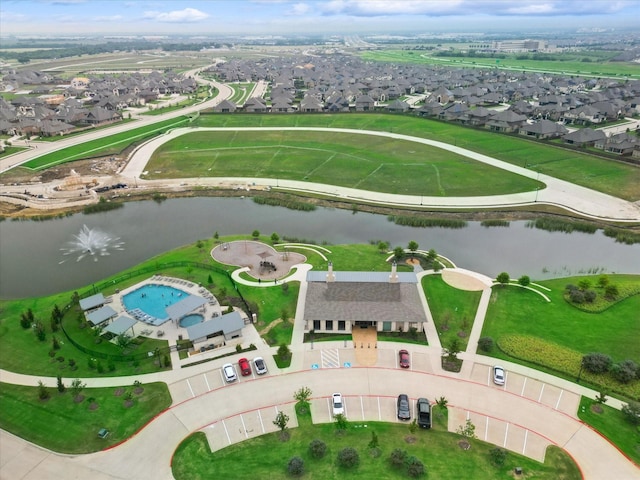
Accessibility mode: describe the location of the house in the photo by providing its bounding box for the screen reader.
[562,128,606,147]
[186,310,245,348]
[519,120,568,139]
[595,132,640,156]
[213,99,237,113]
[485,110,527,133]
[386,99,410,113]
[299,95,324,113]
[303,263,427,334]
[354,94,376,112]
[243,97,267,113]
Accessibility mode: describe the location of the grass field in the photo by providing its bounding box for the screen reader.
[422,274,483,350]
[191,114,640,201]
[0,381,171,453]
[360,50,640,79]
[171,408,580,480]
[146,129,541,196]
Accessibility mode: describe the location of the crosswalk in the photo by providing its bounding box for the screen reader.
[320,348,340,368]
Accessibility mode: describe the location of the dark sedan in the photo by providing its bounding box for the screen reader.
[397,394,411,421]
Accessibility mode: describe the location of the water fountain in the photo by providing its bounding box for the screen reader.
[60,224,125,263]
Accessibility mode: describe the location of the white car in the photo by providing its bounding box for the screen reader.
[222,363,237,383]
[493,365,505,385]
[253,356,268,375]
[332,392,344,416]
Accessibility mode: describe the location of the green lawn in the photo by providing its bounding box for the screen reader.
[145,130,541,197]
[577,396,640,466]
[0,381,171,453]
[172,407,580,480]
[191,114,640,201]
[422,274,483,350]
[479,275,640,398]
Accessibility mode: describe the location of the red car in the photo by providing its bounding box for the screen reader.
[238,357,252,376]
[399,349,410,368]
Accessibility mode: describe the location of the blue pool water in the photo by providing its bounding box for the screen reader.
[122,284,188,320]
[180,314,204,328]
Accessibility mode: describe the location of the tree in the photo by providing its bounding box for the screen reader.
[426,248,438,263]
[604,284,619,300]
[578,279,592,291]
[309,439,327,459]
[38,380,50,400]
[595,391,608,405]
[336,447,359,469]
[489,447,507,466]
[496,272,510,286]
[195,239,204,250]
[34,321,46,342]
[20,308,34,329]
[273,410,290,434]
[377,241,389,254]
[293,386,312,405]
[116,333,132,350]
[389,448,408,468]
[456,419,476,439]
[213,231,219,242]
[393,246,404,260]
[70,378,86,400]
[368,431,379,449]
[518,275,530,287]
[597,275,609,288]
[444,338,461,361]
[584,289,597,303]
[270,232,280,244]
[287,456,304,476]
[51,336,61,351]
[478,337,494,353]
[277,344,291,362]
[252,229,260,239]
[407,240,419,257]
[56,375,65,393]
[207,274,213,285]
[582,353,612,374]
[334,412,349,431]
[435,396,448,408]
[621,401,640,425]
[51,304,63,328]
[612,360,638,384]
[406,456,426,478]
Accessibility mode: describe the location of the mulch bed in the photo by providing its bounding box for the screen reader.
[73,394,85,404]
[134,387,144,395]
[458,440,471,450]
[590,404,604,414]
[114,388,125,397]
[404,435,417,444]
[123,399,134,408]
[88,402,99,411]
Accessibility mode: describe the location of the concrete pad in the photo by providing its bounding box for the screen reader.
[504,371,526,396]
[168,379,197,405]
[202,421,232,452]
[184,373,210,398]
[410,350,434,373]
[555,389,580,416]
[537,383,564,410]
[521,377,545,402]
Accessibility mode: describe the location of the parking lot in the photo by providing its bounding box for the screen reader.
[302,345,437,372]
[469,363,580,416]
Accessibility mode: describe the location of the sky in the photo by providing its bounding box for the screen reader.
[1,0,639,37]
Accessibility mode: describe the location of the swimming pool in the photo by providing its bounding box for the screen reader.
[180,313,204,328]
[122,284,188,321]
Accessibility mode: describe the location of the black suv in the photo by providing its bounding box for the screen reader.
[397,394,411,421]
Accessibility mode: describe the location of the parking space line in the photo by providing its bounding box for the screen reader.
[258,409,265,433]
[485,416,489,441]
[377,397,381,421]
[503,423,509,447]
[487,367,491,386]
[523,429,528,454]
[203,373,210,392]
[360,396,364,421]
[327,397,331,417]
[555,389,563,410]
[521,377,527,396]
[186,379,195,398]
[222,420,231,445]
[240,415,248,438]
[538,384,545,403]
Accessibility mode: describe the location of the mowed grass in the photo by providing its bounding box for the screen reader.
[481,275,640,362]
[192,114,640,201]
[422,274,483,350]
[171,414,580,480]
[0,381,171,453]
[146,129,540,196]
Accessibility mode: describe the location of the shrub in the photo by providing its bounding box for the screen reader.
[368,431,379,449]
[569,289,585,304]
[604,284,619,300]
[584,289,597,303]
[489,447,507,466]
[406,456,426,478]
[337,447,359,469]
[56,376,65,393]
[309,439,327,459]
[582,353,612,374]
[37,380,50,400]
[518,275,530,287]
[287,456,304,477]
[389,448,408,468]
[478,336,494,353]
[34,321,46,341]
[612,360,638,384]
[621,401,640,425]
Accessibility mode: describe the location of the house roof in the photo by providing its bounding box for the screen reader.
[80,293,105,311]
[86,305,118,326]
[186,311,244,340]
[165,295,208,321]
[304,282,427,323]
[103,315,137,336]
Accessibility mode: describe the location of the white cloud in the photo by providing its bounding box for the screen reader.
[288,2,311,15]
[143,7,209,23]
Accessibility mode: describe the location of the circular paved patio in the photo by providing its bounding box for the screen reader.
[211,240,306,280]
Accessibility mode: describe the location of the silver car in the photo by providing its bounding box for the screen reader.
[493,365,505,385]
[253,356,268,375]
[222,363,237,383]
